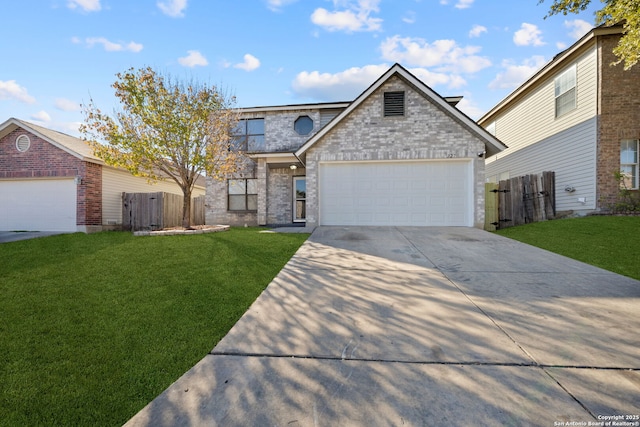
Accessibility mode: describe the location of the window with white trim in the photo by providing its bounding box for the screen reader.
[620,139,639,190]
[228,178,258,211]
[554,65,576,118]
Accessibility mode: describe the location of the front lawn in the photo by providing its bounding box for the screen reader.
[495,216,640,280]
[0,228,308,426]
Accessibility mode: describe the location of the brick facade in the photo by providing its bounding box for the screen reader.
[597,34,640,208]
[0,127,103,230]
[207,70,491,228]
[305,76,486,227]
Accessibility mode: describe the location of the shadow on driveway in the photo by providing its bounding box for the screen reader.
[124,226,640,426]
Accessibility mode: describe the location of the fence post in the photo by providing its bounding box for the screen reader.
[484,183,499,231]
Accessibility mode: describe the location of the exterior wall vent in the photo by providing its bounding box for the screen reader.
[16,135,31,152]
[384,91,405,117]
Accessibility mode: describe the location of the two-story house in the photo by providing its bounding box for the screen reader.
[206,63,506,229]
[479,23,640,215]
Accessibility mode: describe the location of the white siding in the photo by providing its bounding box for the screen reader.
[486,117,597,212]
[101,167,205,226]
[489,45,598,156]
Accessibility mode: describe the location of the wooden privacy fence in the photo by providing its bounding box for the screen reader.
[485,171,555,231]
[122,192,205,231]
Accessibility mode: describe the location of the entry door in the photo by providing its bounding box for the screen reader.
[293,177,306,222]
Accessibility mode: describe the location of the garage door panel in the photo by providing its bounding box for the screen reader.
[320,161,471,226]
[0,179,77,231]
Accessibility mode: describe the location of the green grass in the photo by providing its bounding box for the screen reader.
[0,228,308,427]
[495,216,640,280]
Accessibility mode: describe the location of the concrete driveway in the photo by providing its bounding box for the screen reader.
[0,231,66,243]
[125,226,640,426]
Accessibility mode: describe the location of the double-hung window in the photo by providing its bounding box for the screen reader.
[620,140,639,190]
[228,178,258,211]
[232,119,265,152]
[555,65,576,118]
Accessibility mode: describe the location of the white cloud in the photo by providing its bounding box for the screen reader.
[311,0,382,33]
[455,96,484,120]
[489,56,547,90]
[556,41,568,50]
[266,0,298,11]
[55,98,81,112]
[157,0,187,17]
[0,80,36,104]
[402,11,416,24]
[564,19,593,40]
[469,24,487,38]
[440,0,474,9]
[84,37,143,52]
[454,0,474,9]
[292,64,389,100]
[513,23,545,46]
[31,111,52,123]
[178,50,208,67]
[234,54,261,71]
[67,0,101,12]
[291,63,467,101]
[380,35,491,74]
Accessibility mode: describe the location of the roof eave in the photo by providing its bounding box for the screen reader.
[478,23,624,124]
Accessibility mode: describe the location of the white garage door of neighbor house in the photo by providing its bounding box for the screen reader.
[0,179,77,231]
[319,160,472,226]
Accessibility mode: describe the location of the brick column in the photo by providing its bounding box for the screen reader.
[257,158,267,225]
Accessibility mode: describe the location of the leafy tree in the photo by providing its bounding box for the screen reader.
[540,0,639,69]
[81,67,242,228]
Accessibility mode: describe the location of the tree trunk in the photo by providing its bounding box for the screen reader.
[182,186,192,229]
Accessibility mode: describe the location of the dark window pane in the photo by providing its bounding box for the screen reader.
[295,201,306,220]
[247,195,258,211]
[229,195,246,210]
[246,179,258,194]
[294,116,314,135]
[247,118,264,135]
[232,121,246,136]
[247,135,265,152]
[295,179,306,199]
[228,179,246,195]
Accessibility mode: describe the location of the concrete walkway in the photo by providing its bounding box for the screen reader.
[125,226,640,426]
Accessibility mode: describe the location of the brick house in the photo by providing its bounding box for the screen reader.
[478,23,640,214]
[207,63,506,229]
[0,118,205,232]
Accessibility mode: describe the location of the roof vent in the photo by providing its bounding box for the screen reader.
[16,135,31,152]
[384,91,405,117]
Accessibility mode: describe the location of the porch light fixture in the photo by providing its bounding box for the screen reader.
[290,164,297,170]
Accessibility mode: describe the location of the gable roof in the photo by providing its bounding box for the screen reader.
[0,117,102,164]
[478,23,624,125]
[295,63,507,159]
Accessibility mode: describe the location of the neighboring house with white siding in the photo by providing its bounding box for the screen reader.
[0,118,204,232]
[478,23,640,214]
[207,63,506,229]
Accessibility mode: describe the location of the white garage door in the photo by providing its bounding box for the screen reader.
[0,179,77,231]
[319,161,472,226]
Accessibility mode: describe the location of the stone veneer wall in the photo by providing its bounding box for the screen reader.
[597,33,640,208]
[304,76,486,228]
[0,127,102,231]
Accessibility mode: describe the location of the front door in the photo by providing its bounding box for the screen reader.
[293,177,306,222]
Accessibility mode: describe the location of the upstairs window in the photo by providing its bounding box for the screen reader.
[232,119,265,152]
[620,140,639,190]
[555,65,576,118]
[384,91,405,117]
[294,116,314,135]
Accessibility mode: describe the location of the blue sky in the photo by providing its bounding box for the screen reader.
[1,0,600,136]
